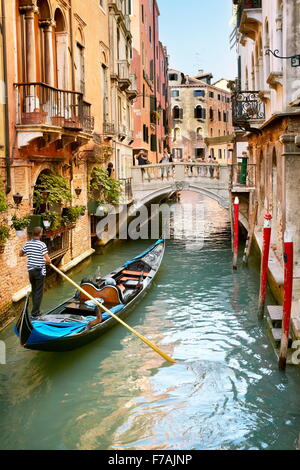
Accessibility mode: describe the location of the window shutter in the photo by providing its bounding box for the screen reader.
[151,134,157,151]
[179,108,183,119]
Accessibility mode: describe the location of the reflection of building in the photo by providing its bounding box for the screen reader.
[0,0,113,326]
[130,0,170,163]
[169,69,234,162]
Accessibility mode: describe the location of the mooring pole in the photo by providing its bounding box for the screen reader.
[279,232,294,371]
[258,213,273,319]
[233,197,239,270]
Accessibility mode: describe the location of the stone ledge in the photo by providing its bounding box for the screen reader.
[60,248,95,273]
[12,284,31,303]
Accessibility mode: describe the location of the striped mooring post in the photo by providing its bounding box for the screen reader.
[233,197,239,270]
[279,232,294,371]
[258,214,272,319]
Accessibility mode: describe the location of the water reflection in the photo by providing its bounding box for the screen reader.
[1,193,300,450]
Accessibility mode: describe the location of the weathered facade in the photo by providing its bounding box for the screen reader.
[231,0,300,326]
[169,69,234,162]
[130,0,170,163]
[0,0,115,327]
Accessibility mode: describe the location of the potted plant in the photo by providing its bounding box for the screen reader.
[0,225,9,253]
[11,215,30,237]
[41,210,58,230]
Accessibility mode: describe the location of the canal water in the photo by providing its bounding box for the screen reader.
[1,192,300,450]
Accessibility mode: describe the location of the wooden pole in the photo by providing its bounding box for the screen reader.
[243,200,258,264]
[279,232,294,371]
[233,197,239,270]
[258,214,272,319]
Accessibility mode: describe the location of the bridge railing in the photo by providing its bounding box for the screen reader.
[131,163,227,185]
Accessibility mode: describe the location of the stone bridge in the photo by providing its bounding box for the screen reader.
[131,163,255,210]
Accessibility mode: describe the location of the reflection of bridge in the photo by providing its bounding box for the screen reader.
[131,163,256,210]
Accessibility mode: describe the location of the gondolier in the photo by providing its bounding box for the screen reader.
[20,227,51,318]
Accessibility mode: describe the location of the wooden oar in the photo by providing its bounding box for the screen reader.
[50,263,176,364]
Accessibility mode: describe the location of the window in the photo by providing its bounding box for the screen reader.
[173,106,183,119]
[173,127,180,142]
[218,110,221,121]
[171,90,179,97]
[209,91,214,98]
[209,107,214,121]
[173,148,183,160]
[169,73,178,81]
[150,134,157,151]
[150,60,154,81]
[194,90,205,97]
[218,149,222,160]
[149,26,152,43]
[195,148,205,159]
[195,105,206,119]
[223,111,227,122]
[217,94,221,100]
[141,4,144,23]
[143,124,149,143]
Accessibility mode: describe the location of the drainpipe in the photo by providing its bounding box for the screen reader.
[153,0,158,163]
[1,0,11,194]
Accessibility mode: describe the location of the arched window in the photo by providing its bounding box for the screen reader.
[173,106,183,120]
[195,105,206,119]
[196,127,203,139]
[54,8,68,89]
[173,127,181,142]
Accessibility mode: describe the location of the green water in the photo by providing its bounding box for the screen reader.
[1,193,300,450]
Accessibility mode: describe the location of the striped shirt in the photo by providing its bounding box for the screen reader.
[22,239,48,276]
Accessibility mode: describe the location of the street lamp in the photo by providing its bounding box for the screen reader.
[13,193,23,207]
[75,187,82,198]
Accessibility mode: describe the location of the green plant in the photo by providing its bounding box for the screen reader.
[0,224,9,247]
[11,215,31,231]
[89,168,122,205]
[63,206,86,224]
[33,173,72,210]
[0,189,8,213]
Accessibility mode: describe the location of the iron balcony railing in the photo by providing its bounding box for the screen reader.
[236,0,262,27]
[15,82,95,133]
[103,121,115,135]
[232,91,265,126]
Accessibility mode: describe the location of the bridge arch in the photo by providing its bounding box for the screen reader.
[133,184,230,210]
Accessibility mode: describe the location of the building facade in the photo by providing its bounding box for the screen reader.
[0,0,116,327]
[130,0,170,163]
[231,0,300,266]
[169,69,234,162]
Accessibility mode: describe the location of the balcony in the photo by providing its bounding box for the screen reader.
[236,0,262,40]
[232,91,265,128]
[108,1,131,36]
[103,121,115,138]
[15,83,95,145]
[117,60,131,91]
[126,73,138,101]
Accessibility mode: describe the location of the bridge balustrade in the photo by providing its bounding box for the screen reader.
[131,163,223,185]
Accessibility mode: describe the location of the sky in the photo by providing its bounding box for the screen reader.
[158,0,237,82]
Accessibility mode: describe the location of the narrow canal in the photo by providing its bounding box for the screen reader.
[1,192,300,450]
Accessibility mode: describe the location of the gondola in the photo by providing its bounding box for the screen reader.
[15,240,165,352]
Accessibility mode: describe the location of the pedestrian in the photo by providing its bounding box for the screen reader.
[107,162,115,178]
[136,150,148,166]
[208,155,214,178]
[20,227,51,318]
[159,151,170,179]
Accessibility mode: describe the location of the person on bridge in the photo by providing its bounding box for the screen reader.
[136,150,148,166]
[20,227,51,318]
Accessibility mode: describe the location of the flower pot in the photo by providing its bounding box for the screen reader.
[16,230,26,238]
[43,220,51,229]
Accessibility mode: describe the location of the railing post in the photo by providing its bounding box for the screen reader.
[131,166,143,185]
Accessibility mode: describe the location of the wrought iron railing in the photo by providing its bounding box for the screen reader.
[232,91,265,126]
[15,82,94,133]
[103,121,115,135]
[42,229,70,260]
